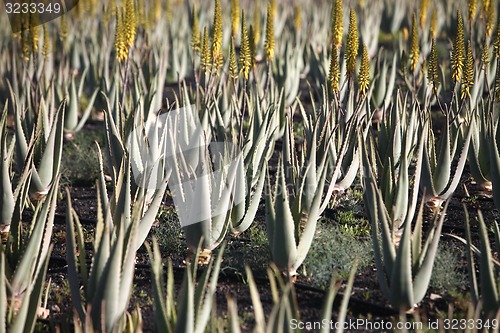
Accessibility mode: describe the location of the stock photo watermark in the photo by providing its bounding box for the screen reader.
[127,104,245,229]
[3,0,78,32]
[289,318,499,331]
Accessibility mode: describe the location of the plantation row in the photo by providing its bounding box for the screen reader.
[2,0,500,331]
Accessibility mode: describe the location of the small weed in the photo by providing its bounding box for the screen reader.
[223,222,271,275]
[461,195,478,205]
[304,220,373,288]
[430,243,466,294]
[60,128,103,186]
[331,187,364,214]
[154,206,186,257]
[336,210,370,238]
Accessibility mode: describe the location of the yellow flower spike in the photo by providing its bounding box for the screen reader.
[150,0,161,24]
[328,43,340,93]
[201,27,211,74]
[331,0,343,49]
[430,7,438,39]
[494,16,500,58]
[345,8,358,77]
[419,0,429,29]
[21,31,30,60]
[30,13,41,43]
[231,0,240,37]
[253,0,261,46]
[137,1,146,27]
[211,0,224,73]
[30,24,39,53]
[124,0,136,49]
[420,58,427,80]
[484,0,494,37]
[469,0,477,23]
[264,2,275,61]
[400,27,408,43]
[103,2,110,24]
[451,11,465,83]
[249,25,257,69]
[110,0,116,15]
[166,0,172,21]
[114,9,128,62]
[495,62,500,101]
[482,40,490,70]
[42,25,50,58]
[192,5,201,53]
[229,39,239,79]
[240,11,251,79]
[293,5,302,32]
[358,44,370,96]
[427,38,439,93]
[409,13,420,73]
[60,15,67,42]
[270,0,276,17]
[461,41,474,99]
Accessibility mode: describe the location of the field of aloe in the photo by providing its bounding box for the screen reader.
[4,0,500,331]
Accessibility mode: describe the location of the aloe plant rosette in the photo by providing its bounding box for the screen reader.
[362,137,448,310]
[266,115,348,276]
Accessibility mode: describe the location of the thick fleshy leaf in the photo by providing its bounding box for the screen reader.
[194,244,224,333]
[65,189,86,323]
[33,103,65,194]
[412,200,448,304]
[0,253,6,333]
[245,267,266,333]
[11,176,58,293]
[489,121,500,210]
[0,109,14,225]
[146,239,169,332]
[439,123,472,199]
[390,212,414,308]
[270,159,297,272]
[477,211,500,314]
[174,266,194,333]
[464,207,479,306]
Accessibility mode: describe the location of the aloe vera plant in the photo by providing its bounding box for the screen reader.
[300,86,361,193]
[462,208,500,316]
[0,105,32,242]
[230,99,277,234]
[266,114,347,276]
[0,108,15,235]
[362,138,448,309]
[63,70,99,134]
[65,178,142,332]
[97,143,168,250]
[274,42,304,106]
[1,176,59,333]
[147,238,224,333]
[468,104,492,189]
[13,100,65,197]
[145,93,244,252]
[247,264,301,332]
[372,54,397,110]
[488,118,500,211]
[420,113,472,203]
[174,141,241,253]
[242,261,358,333]
[369,95,423,229]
